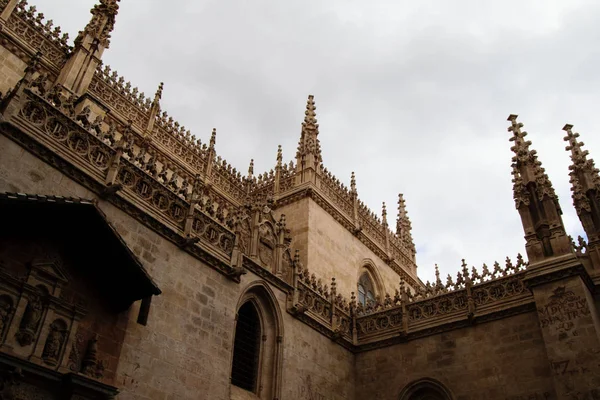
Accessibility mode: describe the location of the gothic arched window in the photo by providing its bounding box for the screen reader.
[357,272,376,306]
[399,378,454,400]
[231,301,261,392]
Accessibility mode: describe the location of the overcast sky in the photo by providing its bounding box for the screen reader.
[35,0,600,284]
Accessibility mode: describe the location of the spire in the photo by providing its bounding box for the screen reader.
[153,82,164,106]
[508,114,557,206]
[434,264,442,287]
[77,0,120,49]
[204,128,217,179]
[274,145,283,196]
[563,124,600,245]
[248,159,254,179]
[350,172,360,233]
[209,128,217,150]
[507,115,570,263]
[396,194,412,237]
[350,171,357,195]
[295,95,322,183]
[145,82,163,136]
[396,193,416,256]
[55,0,121,95]
[276,145,283,168]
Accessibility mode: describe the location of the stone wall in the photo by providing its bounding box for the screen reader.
[355,311,557,399]
[278,196,414,300]
[0,132,356,400]
[0,44,26,96]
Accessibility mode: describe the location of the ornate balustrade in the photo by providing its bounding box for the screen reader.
[4,84,238,275]
[3,1,70,68]
[289,255,534,350]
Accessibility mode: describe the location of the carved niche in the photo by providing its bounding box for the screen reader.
[258,222,277,270]
[81,334,105,379]
[0,295,15,343]
[16,285,48,347]
[281,249,293,282]
[41,319,68,366]
[238,217,252,256]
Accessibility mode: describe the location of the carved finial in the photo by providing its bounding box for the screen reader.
[350,171,356,194]
[563,124,600,225]
[396,194,415,252]
[304,94,318,130]
[331,277,337,296]
[276,145,283,167]
[563,124,588,164]
[508,114,557,207]
[296,94,322,165]
[248,159,254,179]
[507,114,531,156]
[80,0,120,49]
[381,202,387,226]
[209,128,216,150]
[434,264,441,286]
[153,82,163,103]
[461,259,469,278]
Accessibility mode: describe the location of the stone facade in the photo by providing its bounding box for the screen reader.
[0,1,599,400]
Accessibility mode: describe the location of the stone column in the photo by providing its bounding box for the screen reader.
[526,255,600,399]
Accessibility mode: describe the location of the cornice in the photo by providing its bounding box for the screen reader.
[355,301,537,353]
[524,254,595,293]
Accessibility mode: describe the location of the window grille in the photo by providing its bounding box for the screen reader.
[357,272,376,306]
[231,301,261,392]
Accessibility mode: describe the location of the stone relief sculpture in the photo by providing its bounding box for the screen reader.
[81,334,105,379]
[42,319,68,366]
[0,295,14,342]
[16,289,46,347]
[258,223,276,269]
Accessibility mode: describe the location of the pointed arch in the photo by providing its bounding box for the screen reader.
[231,281,283,400]
[399,378,454,400]
[357,259,385,305]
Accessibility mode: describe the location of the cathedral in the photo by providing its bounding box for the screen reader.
[0,1,599,399]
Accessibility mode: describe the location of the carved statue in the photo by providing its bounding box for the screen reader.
[16,294,44,346]
[76,105,92,128]
[90,115,104,137]
[81,334,99,377]
[29,72,49,96]
[0,296,13,340]
[46,85,63,108]
[42,320,66,366]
